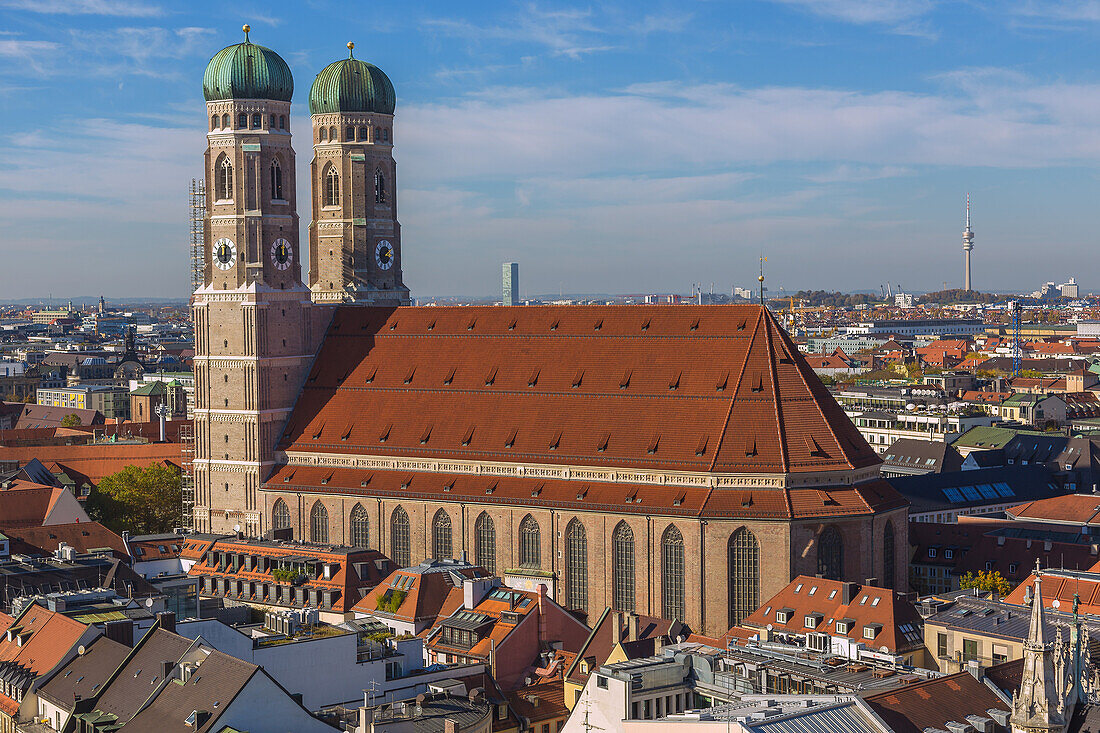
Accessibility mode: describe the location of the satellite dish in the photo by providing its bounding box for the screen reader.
[1052,599,1061,610]
[146,598,155,608]
[234,524,241,533]
[880,646,889,653]
[77,645,86,656]
[766,623,773,631]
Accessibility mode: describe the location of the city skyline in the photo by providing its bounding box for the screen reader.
[3,1,1100,299]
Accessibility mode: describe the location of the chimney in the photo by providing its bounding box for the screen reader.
[161,660,174,679]
[628,613,639,642]
[612,612,623,642]
[967,658,984,682]
[104,619,134,647]
[156,611,176,634]
[445,720,462,733]
[840,582,858,605]
[865,578,878,588]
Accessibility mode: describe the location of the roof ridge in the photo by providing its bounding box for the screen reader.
[761,308,790,474]
[708,307,764,472]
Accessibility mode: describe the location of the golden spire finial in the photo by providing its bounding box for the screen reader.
[243,24,251,42]
[347,41,355,57]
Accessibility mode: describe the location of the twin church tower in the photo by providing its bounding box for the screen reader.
[192,28,408,534]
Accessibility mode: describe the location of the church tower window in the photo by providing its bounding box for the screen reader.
[211,115,218,130]
[238,112,247,129]
[475,512,496,574]
[221,113,229,128]
[662,525,685,621]
[270,159,283,200]
[728,528,759,627]
[252,113,262,129]
[272,499,290,530]
[818,526,844,580]
[566,519,587,612]
[216,155,233,201]
[323,165,340,207]
[319,127,327,142]
[309,501,328,543]
[612,521,635,612]
[883,522,895,589]
[374,171,386,204]
[390,506,410,567]
[433,509,452,560]
[358,126,368,141]
[518,515,540,568]
[349,503,369,548]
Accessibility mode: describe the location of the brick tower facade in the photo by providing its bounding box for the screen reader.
[307,43,409,305]
[191,29,325,535]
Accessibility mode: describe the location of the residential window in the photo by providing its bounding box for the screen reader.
[310,501,328,543]
[596,676,608,689]
[661,524,685,621]
[349,503,369,548]
[565,519,588,612]
[391,506,410,567]
[475,512,496,574]
[433,509,452,560]
[963,638,979,662]
[518,514,540,568]
[612,521,635,612]
[729,528,760,627]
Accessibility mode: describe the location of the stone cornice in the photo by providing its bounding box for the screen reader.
[280,449,880,489]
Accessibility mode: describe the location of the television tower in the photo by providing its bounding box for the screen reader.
[962,194,974,291]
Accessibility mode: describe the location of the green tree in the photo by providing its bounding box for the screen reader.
[959,569,1012,597]
[60,413,82,427]
[89,463,181,534]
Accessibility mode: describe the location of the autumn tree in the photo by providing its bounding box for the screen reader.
[89,463,181,534]
[60,413,82,427]
[959,569,1012,597]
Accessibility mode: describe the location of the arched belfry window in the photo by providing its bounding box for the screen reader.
[349,503,369,548]
[565,519,587,613]
[433,509,452,560]
[251,113,262,129]
[221,113,230,128]
[391,506,410,567]
[518,515,540,568]
[309,501,328,543]
[323,165,340,207]
[818,525,844,581]
[217,155,233,201]
[661,525,685,621]
[728,528,759,627]
[272,499,290,530]
[329,126,337,141]
[475,512,496,574]
[319,127,327,143]
[883,522,895,590]
[358,126,368,141]
[211,115,218,130]
[270,159,283,200]
[237,112,247,129]
[279,115,286,130]
[612,521,635,612]
[374,170,386,204]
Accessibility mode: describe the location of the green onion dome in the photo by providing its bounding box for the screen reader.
[203,25,293,102]
[309,42,395,115]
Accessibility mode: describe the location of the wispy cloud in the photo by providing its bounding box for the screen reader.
[769,0,937,37]
[66,26,216,77]
[0,0,163,17]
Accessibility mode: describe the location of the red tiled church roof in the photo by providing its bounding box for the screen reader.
[279,305,879,476]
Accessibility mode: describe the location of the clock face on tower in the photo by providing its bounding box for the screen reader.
[375,240,394,270]
[213,238,236,270]
[270,239,293,270]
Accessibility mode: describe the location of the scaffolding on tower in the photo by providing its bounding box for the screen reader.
[179,421,195,532]
[189,179,206,295]
[1010,300,1022,377]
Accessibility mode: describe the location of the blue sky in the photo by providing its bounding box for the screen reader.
[3,0,1100,300]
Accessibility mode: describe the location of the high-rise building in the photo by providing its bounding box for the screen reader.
[503,261,519,306]
[962,194,974,291]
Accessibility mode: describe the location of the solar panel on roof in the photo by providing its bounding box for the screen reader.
[961,486,982,501]
[994,482,1014,498]
[977,484,998,499]
[943,487,964,502]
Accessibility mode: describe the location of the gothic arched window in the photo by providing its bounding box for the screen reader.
[374,170,386,204]
[221,113,230,128]
[279,115,286,130]
[323,165,340,207]
[328,126,337,141]
[272,499,290,530]
[433,509,452,560]
[251,113,262,129]
[319,127,327,142]
[518,515,540,568]
[309,501,328,543]
[818,526,844,581]
[269,113,276,127]
[728,528,759,627]
[612,521,635,612]
[390,506,410,567]
[375,126,382,141]
[661,525,685,621]
[883,522,895,590]
[237,112,247,128]
[358,126,368,141]
[211,115,218,130]
[270,159,283,200]
[349,503,369,548]
[475,512,496,574]
[565,519,587,613]
[217,155,233,201]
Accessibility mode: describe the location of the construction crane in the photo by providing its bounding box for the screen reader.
[989,300,1023,377]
